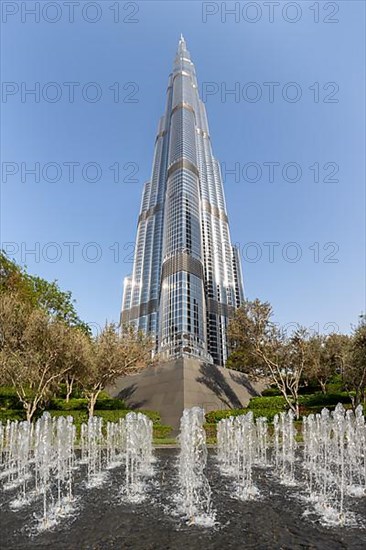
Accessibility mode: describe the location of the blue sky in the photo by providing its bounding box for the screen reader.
[1,1,365,334]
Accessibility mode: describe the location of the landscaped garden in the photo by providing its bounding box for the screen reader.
[203,379,360,443]
[0,385,173,443]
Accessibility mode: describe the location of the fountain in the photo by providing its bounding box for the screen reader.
[272,410,297,485]
[0,410,155,530]
[1,404,366,545]
[176,407,215,525]
[217,412,268,499]
[123,412,154,501]
[302,404,366,525]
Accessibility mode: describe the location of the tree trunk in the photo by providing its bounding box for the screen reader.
[66,377,74,403]
[25,402,36,423]
[88,393,98,417]
[319,379,327,395]
[350,393,356,412]
[279,387,298,419]
[295,400,300,421]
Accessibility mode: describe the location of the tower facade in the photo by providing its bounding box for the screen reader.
[121,36,244,366]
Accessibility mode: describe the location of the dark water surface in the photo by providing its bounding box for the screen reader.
[1,449,366,550]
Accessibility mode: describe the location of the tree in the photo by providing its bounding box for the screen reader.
[61,328,91,402]
[325,333,351,383]
[0,294,76,421]
[344,317,366,409]
[0,251,90,334]
[303,335,328,393]
[227,299,308,419]
[79,323,154,417]
[303,333,350,394]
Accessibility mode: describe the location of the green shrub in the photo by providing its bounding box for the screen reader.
[48,397,127,412]
[0,386,29,410]
[48,398,88,411]
[56,383,83,399]
[248,396,287,410]
[0,395,24,410]
[153,425,173,439]
[95,398,126,410]
[0,410,26,422]
[48,409,161,436]
[299,392,351,409]
[204,423,217,439]
[98,409,161,424]
[326,375,344,393]
[205,409,249,424]
[261,387,281,397]
[0,386,19,397]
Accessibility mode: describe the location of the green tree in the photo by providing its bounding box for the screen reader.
[0,293,77,421]
[79,323,154,417]
[303,333,350,394]
[344,317,366,409]
[227,299,308,419]
[0,251,90,334]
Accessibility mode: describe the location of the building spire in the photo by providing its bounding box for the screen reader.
[177,33,187,56]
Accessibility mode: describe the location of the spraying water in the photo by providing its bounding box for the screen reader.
[0,411,154,530]
[176,407,215,526]
[217,412,268,500]
[1,404,365,533]
[122,412,154,501]
[272,411,297,485]
[302,404,366,525]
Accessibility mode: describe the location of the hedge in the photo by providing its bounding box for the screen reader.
[0,409,26,422]
[153,425,173,439]
[204,390,358,426]
[248,396,287,410]
[48,397,127,411]
[261,387,282,397]
[0,387,23,410]
[49,409,161,425]
[298,392,351,408]
[205,409,249,424]
[0,409,165,435]
[204,423,217,439]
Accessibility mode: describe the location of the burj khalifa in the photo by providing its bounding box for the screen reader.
[121,36,244,366]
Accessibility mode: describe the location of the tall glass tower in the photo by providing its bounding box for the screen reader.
[121,36,244,366]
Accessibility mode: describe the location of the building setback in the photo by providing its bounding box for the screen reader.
[121,36,244,367]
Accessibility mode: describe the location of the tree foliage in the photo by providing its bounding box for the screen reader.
[0,294,81,420]
[77,323,154,416]
[304,333,351,394]
[343,317,366,409]
[0,252,153,419]
[0,251,90,333]
[227,299,308,418]
[227,300,365,418]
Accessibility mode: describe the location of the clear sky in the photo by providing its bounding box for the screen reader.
[1,1,365,335]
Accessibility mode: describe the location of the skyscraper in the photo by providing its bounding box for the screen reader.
[121,36,244,366]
